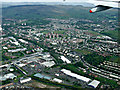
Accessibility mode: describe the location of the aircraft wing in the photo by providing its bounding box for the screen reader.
[88,0,120,13]
[63,0,119,13]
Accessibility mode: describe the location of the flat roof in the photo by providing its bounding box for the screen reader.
[4,73,17,79]
[34,73,51,80]
[53,78,62,83]
[61,56,71,63]
[34,73,44,78]
[20,77,31,83]
[41,61,55,67]
[44,76,51,80]
[88,80,100,88]
[61,69,91,83]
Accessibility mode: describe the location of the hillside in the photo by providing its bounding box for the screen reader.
[2,5,118,21]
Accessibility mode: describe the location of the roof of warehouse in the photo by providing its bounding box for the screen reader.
[61,56,71,63]
[61,69,91,83]
[34,73,44,78]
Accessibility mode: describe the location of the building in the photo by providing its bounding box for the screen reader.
[60,56,71,64]
[8,48,27,53]
[3,47,8,50]
[0,64,9,68]
[53,78,62,83]
[88,80,100,88]
[17,63,27,67]
[34,73,51,80]
[61,69,91,83]
[20,77,31,83]
[41,61,55,67]
[34,73,44,79]
[18,39,28,44]
[4,73,17,80]
[0,76,6,81]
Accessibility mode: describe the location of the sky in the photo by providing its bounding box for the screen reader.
[1,0,119,8]
[2,0,85,2]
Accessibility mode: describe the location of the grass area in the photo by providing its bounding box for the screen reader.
[87,30,101,36]
[24,80,60,88]
[101,30,118,40]
[109,56,120,64]
[54,30,66,34]
[74,49,92,55]
[14,79,19,83]
[40,30,50,34]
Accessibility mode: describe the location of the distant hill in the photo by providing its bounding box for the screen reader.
[2,5,118,21]
[2,2,94,8]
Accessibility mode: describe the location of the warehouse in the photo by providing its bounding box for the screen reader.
[34,73,51,80]
[60,56,71,64]
[61,69,91,83]
[34,73,44,79]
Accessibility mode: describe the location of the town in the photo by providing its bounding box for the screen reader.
[1,16,120,89]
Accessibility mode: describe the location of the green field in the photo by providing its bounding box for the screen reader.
[40,30,50,34]
[54,30,66,34]
[109,56,120,64]
[74,49,92,55]
[101,30,118,40]
[87,30,101,36]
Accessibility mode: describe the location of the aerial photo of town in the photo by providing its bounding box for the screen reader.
[0,1,120,89]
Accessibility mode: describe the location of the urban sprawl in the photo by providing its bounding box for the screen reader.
[0,17,120,89]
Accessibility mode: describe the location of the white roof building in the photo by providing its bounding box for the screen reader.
[17,63,27,67]
[53,78,62,83]
[110,74,120,79]
[3,47,8,49]
[88,80,100,88]
[61,69,91,83]
[36,33,43,36]
[0,64,9,68]
[9,40,20,46]
[60,56,71,64]
[51,42,57,45]
[55,74,59,76]
[41,61,55,67]
[4,73,17,79]
[8,48,27,53]
[20,77,31,83]
[13,42,20,46]
[9,68,14,72]
[43,54,51,58]
[18,39,28,44]
[92,68,101,73]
